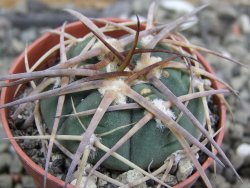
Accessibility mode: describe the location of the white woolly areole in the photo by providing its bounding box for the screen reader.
[92,38,123,53]
[135,56,163,79]
[106,63,112,72]
[90,134,97,146]
[98,79,127,104]
[131,80,148,86]
[53,77,61,89]
[193,77,212,90]
[141,35,154,46]
[152,99,176,130]
[106,62,118,72]
[124,67,131,72]
[192,77,204,88]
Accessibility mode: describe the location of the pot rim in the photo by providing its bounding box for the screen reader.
[0,20,226,188]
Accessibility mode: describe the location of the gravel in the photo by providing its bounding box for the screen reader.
[0,174,13,188]
[0,0,250,187]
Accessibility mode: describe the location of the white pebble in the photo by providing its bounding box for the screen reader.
[160,0,198,30]
[17,114,23,119]
[176,158,194,182]
[236,143,250,159]
[70,176,97,188]
[160,0,194,13]
[116,170,147,188]
[239,14,250,34]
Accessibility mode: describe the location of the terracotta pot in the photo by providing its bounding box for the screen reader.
[0,20,226,188]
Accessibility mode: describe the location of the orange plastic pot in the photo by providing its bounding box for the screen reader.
[0,20,226,188]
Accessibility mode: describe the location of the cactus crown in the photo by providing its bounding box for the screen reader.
[0,3,244,188]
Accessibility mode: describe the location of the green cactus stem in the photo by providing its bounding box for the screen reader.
[40,39,205,171]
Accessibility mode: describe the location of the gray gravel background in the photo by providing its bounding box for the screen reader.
[0,0,250,187]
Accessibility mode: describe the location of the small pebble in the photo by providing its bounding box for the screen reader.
[239,14,250,34]
[10,156,23,174]
[0,153,11,173]
[236,143,250,159]
[0,174,13,188]
[217,5,237,20]
[98,178,108,187]
[209,161,224,174]
[14,184,23,188]
[161,0,197,22]
[229,124,244,139]
[223,33,244,47]
[101,1,130,18]
[200,10,223,36]
[230,153,245,170]
[165,174,178,186]
[239,167,250,178]
[17,115,23,119]
[0,143,9,153]
[160,0,194,14]
[20,28,37,42]
[22,140,38,150]
[224,167,237,183]
[21,176,35,188]
[234,110,249,125]
[234,178,250,188]
[0,17,11,29]
[132,0,152,13]
[71,176,97,188]
[97,172,110,187]
[239,89,249,101]
[230,75,248,92]
[11,39,25,54]
[116,170,146,188]
[176,158,194,182]
[210,174,231,188]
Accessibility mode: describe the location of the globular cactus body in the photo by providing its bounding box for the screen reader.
[40,37,205,171]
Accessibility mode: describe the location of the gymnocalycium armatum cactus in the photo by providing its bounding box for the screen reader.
[0,3,245,188]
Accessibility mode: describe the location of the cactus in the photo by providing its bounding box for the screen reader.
[40,60,204,171]
[0,3,244,188]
